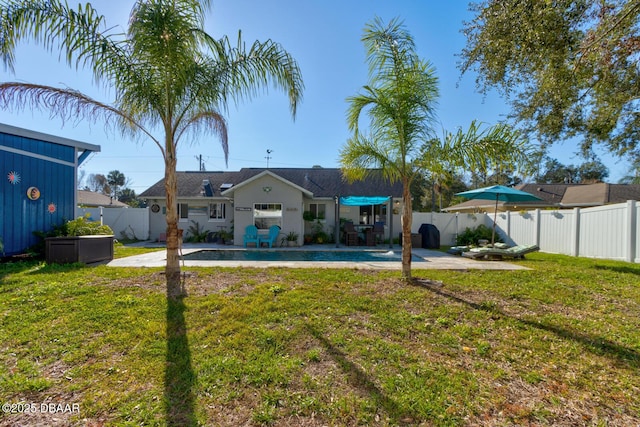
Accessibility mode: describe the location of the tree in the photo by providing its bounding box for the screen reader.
[619,155,640,184]
[537,156,609,183]
[420,121,532,191]
[576,159,609,183]
[118,188,140,207]
[341,17,440,280]
[0,0,303,297]
[461,0,640,160]
[86,173,110,194]
[107,170,126,200]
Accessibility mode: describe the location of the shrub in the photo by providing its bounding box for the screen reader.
[66,215,114,236]
[185,220,208,243]
[456,224,499,246]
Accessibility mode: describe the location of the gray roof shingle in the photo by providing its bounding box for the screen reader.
[139,168,404,199]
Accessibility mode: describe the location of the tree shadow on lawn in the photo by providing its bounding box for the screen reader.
[305,322,418,426]
[413,279,640,369]
[165,293,197,426]
[594,264,640,277]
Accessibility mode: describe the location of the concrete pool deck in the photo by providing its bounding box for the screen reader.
[108,242,530,271]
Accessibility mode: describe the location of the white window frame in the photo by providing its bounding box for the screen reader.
[254,203,283,229]
[209,202,226,221]
[178,203,189,222]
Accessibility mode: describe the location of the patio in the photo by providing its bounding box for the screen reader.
[108,242,529,270]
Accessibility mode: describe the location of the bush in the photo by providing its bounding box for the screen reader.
[66,215,114,236]
[456,224,499,246]
[185,220,208,243]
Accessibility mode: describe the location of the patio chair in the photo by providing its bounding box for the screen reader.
[243,225,260,248]
[372,222,384,244]
[343,221,358,246]
[462,244,540,260]
[259,225,281,248]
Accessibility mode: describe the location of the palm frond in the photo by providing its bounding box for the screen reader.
[175,111,228,164]
[0,82,160,151]
[0,1,129,86]
[208,32,304,118]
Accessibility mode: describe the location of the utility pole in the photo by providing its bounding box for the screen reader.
[265,149,273,168]
[195,154,205,171]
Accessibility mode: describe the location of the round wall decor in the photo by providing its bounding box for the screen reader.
[27,187,41,200]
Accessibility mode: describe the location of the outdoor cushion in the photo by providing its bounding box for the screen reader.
[462,244,540,260]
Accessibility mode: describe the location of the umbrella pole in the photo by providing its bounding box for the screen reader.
[492,194,498,245]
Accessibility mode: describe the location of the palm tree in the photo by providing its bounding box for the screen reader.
[340,17,438,280]
[0,0,303,297]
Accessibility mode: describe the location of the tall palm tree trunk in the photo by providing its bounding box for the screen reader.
[401,177,412,280]
[164,149,182,297]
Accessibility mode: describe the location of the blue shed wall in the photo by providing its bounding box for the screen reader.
[1,133,77,255]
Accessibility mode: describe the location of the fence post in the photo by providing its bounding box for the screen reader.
[535,209,541,246]
[626,200,637,263]
[572,208,581,257]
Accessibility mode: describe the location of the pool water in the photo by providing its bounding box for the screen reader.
[182,249,423,262]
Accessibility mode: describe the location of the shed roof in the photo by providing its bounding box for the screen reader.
[0,123,101,153]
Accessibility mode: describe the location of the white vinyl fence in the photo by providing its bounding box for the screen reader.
[414,201,639,263]
[492,200,639,263]
[75,207,150,241]
[412,211,492,246]
[75,201,638,263]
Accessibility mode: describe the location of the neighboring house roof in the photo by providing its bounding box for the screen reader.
[444,183,640,212]
[78,190,129,207]
[139,168,404,199]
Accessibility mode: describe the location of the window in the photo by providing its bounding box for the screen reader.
[359,203,387,224]
[309,203,326,220]
[254,203,282,229]
[178,203,189,220]
[209,202,226,220]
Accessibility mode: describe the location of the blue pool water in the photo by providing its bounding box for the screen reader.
[182,249,423,262]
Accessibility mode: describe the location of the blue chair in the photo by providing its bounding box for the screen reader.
[243,225,260,247]
[259,225,281,248]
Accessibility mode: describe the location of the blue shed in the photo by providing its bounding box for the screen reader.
[0,123,100,256]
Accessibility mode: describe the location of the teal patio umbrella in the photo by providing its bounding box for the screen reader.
[455,185,543,244]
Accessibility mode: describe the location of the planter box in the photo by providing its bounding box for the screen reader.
[45,235,115,264]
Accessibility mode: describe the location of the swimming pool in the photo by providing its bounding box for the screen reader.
[181,249,424,263]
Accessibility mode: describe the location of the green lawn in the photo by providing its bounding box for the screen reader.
[0,250,639,426]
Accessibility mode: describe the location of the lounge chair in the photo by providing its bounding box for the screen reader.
[461,244,540,260]
[259,225,281,248]
[243,225,260,248]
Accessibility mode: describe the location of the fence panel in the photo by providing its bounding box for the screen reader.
[538,210,575,255]
[76,207,150,241]
[578,204,628,261]
[412,212,490,246]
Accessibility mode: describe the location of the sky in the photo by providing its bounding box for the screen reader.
[0,0,631,194]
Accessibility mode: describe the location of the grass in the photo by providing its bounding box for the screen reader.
[0,251,639,426]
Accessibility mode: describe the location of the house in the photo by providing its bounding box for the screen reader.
[0,123,100,255]
[443,183,640,213]
[139,168,404,245]
[78,190,129,208]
